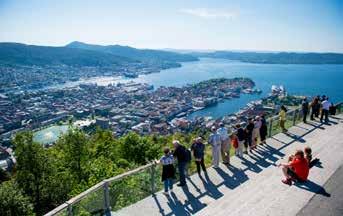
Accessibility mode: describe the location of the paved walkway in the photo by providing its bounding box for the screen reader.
[297,165,343,216]
[112,115,343,216]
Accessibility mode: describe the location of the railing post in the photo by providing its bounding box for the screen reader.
[67,203,73,216]
[150,163,156,194]
[103,181,111,215]
[292,110,297,126]
[268,118,273,137]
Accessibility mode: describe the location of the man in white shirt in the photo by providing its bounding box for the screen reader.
[320,97,331,123]
[208,126,221,168]
[217,123,231,164]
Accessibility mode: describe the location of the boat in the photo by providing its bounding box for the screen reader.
[123,72,138,78]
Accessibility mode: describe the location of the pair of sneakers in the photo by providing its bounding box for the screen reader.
[282,177,298,186]
[282,178,292,186]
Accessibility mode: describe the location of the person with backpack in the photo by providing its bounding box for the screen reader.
[191,137,206,176]
[157,147,175,195]
[208,126,221,168]
[301,97,309,123]
[172,140,190,187]
[217,123,231,164]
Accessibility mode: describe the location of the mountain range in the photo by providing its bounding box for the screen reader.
[192,51,343,64]
[0,42,198,67]
[1,41,343,67]
[66,41,198,63]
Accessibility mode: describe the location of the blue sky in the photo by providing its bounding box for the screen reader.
[0,0,342,52]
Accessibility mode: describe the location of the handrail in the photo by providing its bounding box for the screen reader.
[44,101,342,216]
[44,162,155,216]
[64,163,154,205]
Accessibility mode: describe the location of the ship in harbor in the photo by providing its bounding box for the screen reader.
[270,85,287,97]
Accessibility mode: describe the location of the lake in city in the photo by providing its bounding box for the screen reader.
[59,58,343,119]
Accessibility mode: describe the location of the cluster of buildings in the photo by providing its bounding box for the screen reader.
[0,76,299,172]
[0,78,257,145]
[0,61,179,93]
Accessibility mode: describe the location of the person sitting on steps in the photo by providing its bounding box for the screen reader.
[279,149,309,185]
[304,146,320,168]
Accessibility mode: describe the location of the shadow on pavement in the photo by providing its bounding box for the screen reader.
[150,117,339,216]
[294,180,331,197]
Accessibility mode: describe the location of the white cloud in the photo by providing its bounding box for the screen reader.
[179,8,236,20]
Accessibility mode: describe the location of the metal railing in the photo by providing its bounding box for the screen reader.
[45,102,342,216]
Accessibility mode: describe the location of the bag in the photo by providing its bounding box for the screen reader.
[329,105,336,115]
[232,137,238,149]
[185,148,192,162]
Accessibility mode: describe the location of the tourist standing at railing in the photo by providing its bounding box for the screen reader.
[320,97,331,124]
[191,137,207,175]
[301,97,309,123]
[315,96,321,117]
[172,140,189,187]
[158,147,175,195]
[217,123,231,164]
[208,126,221,168]
[252,116,262,148]
[235,123,245,157]
[279,105,288,133]
[245,118,254,152]
[260,114,268,145]
[310,96,320,120]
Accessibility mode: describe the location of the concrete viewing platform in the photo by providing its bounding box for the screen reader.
[113,115,343,216]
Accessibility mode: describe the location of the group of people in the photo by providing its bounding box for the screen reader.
[159,139,319,195]
[208,116,269,168]
[157,115,270,195]
[302,95,333,124]
[157,139,202,194]
[157,96,334,194]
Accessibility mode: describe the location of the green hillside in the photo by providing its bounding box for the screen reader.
[193,51,343,64]
[66,41,198,63]
[0,43,137,67]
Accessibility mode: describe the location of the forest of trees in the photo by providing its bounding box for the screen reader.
[0,128,209,215]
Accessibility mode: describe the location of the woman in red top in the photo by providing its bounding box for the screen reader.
[279,150,309,185]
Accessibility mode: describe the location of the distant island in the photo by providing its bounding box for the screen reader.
[192,51,343,64]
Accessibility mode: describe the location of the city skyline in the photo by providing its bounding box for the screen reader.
[0,0,343,53]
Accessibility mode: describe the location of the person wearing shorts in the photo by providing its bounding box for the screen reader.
[279,150,309,185]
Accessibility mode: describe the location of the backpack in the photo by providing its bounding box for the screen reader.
[232,137,239,149]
